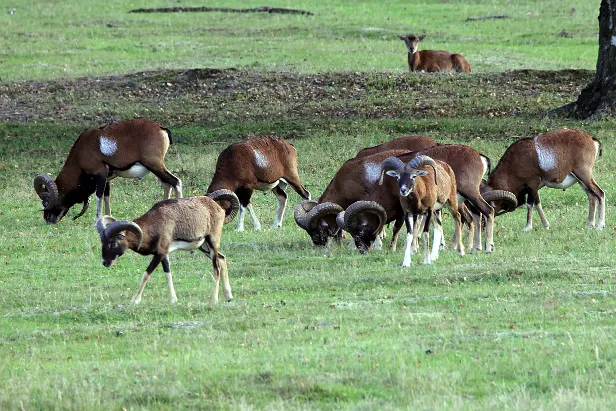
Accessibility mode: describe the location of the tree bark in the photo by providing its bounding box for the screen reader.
[551,0,616,119]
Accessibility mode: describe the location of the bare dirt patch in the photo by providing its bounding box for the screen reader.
[0,68,593,127]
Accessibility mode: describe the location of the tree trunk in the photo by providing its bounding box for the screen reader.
[551,0,616,119]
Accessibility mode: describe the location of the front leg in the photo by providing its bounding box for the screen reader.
[93,174,108,218]
[422,211,433,265]
[132,254,163,305]
[103,182,111,216]
[161,256,178,304]
[402,213,415,267]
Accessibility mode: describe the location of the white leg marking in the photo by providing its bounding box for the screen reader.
[132,271,152,305]
[272,191,286,228]
[174,179,183,198]
[96,196,103,218]
[373,234,383,251]
[247,204,261,230]
[220,258,233,302]
[522,204,533,232]
[535,203,549,229]
[430,224,442,261]
[103,195,111,215]
[422,231,431,265]
[236,205,246,232]
[165,271,178,304]
[402,233,413,267]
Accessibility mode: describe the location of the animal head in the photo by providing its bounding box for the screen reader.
[336,201,387,254]
[96,216,143,267]
[398,33,426,54]
[479,180,518,215]
[34,173,94,223]
[380,155,437,197]
[294,201,343,247]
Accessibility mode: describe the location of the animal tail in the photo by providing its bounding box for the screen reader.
[592,137,603,158]
[163,127,173,145]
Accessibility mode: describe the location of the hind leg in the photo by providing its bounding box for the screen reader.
[200,239,232,304]
[272,185,288,228]
[573,171,605,229]
[147,163,183,199]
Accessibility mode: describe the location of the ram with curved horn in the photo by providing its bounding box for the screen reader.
[356,138,517,253]
[481,129,604,233]
[294,150,411,252]
[34,119,183,224]
[96,190,240,305]
[380,155,464,267]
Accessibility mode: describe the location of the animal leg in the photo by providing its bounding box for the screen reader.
[389,214,404,251]
[93,174,107,218]
[422,211,432,265]
[522,203,534,232]
[402,213,414,267]
[534,193,550,229]
[148,164,183,199]
[201,239,232,304]
[430,214,442,262]
[247,204,261,230]
[272,185,288,228]
[412,214,425,253]
[573,171,606,229]
[132,254,163,305]
[161,257,178,304]
[218,254,233,302]
[103,183,111,215]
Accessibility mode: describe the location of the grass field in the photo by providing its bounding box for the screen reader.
[2,1,616,409]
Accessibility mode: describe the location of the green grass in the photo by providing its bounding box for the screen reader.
[3,0,616,409]
[0,0,599,81]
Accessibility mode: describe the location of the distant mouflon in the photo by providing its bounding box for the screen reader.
[398,33,471,73]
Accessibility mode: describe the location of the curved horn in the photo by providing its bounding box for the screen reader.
[344,201,387,237]
[208,189,240,223]
[293,200,318,230]
[96,215,117,238]
[336,211,346,231]
[33,174,58,209]
[408,155,437,184]
[105,220,143,250]
[482,190,518,214]
[304,202,344,230]
[379,156,405,185]
[72,198,90,220]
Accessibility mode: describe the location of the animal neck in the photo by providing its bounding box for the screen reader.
[408,51,421,70]
[125,225,149,254]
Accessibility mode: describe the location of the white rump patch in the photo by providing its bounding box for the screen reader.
[612,35,616,47]
[480,156,489,176]
[535,136,557,171]
[253,149,268,169]
[364,163,382,183]
[100,136,117,157]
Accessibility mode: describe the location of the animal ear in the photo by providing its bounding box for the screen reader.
[319,220,329,228]
[385,170,399,178]
[417,170,429,177]
[418,35,426,40]
[397,35,406,40]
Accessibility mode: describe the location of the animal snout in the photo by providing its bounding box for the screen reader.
[102,259,113,267]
